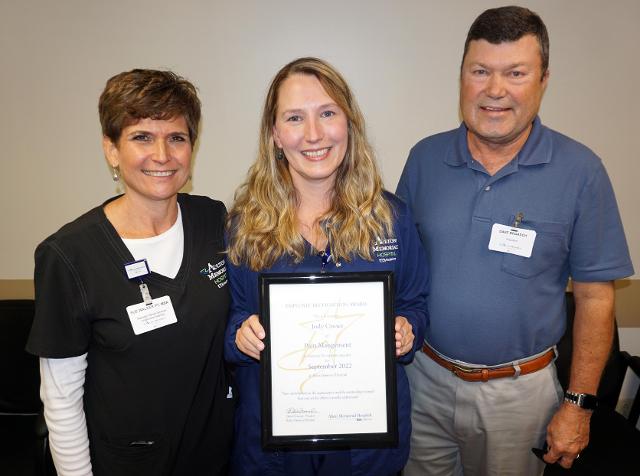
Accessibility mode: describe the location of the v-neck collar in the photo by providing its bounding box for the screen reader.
[98,194,191,291]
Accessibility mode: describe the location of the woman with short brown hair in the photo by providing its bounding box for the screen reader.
[28,69,233,476]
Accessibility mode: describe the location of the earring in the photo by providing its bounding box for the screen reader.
[276,149,284,160]
[112,166,119,182]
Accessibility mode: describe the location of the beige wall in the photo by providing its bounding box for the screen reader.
[615,280,640,327]
[1,2,637,298]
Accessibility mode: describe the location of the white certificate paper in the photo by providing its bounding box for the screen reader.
[268,281,388,437]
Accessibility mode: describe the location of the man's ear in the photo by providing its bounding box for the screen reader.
[541,68,550,89]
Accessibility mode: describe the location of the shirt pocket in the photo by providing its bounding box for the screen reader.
[501,219,569,279]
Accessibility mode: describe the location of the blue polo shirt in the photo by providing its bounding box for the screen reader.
[396,117,633,365]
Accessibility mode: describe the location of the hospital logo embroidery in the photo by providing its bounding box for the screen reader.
[373,238,398,263]
[200,259,228,288]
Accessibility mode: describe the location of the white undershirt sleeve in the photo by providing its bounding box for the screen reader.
[40,354,93,476]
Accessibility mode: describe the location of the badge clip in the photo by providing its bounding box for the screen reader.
[139,283,153,305]
[513,212,524,228]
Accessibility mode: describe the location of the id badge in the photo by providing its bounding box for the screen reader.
[127,295,177,335]
[488,223,537,258]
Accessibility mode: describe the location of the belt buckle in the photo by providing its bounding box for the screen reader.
[451,363,492,382]
[450,363,478,375]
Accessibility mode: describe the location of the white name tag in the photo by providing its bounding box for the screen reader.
[488,223,537,258]
[124,259,150,280]
[126,295,177,335]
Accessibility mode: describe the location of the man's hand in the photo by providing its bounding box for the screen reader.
[543,403,591,468]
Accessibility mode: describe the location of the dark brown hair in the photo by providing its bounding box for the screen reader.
[463,6,549,78]
[98,69,201,144]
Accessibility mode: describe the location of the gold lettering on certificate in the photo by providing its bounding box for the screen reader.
[277,300,366,392]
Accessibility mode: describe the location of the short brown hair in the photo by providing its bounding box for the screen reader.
[98,69,201,144]
[462,6,549,78]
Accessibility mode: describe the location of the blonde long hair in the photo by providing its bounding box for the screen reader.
[227,57,393,271]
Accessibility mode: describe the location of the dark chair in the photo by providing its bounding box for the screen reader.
[0,299,53,476]
[544,292,640,476]
[621,351,640,427]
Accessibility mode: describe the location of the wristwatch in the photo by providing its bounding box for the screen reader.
[564,391,598,410]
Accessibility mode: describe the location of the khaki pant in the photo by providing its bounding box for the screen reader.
[404,350,563,476]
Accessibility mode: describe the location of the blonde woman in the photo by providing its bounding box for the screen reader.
[225,57,429,476]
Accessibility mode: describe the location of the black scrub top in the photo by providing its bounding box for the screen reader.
[27,194,233,476]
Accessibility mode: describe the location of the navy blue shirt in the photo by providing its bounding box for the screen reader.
[397,117,633,365]
[224,193,428,476]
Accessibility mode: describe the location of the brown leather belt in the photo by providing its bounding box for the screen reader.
[422,344,555,382]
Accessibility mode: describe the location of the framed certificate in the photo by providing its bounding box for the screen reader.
[259,271,397,450]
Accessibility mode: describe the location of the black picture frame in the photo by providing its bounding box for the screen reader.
[259,271,397,450]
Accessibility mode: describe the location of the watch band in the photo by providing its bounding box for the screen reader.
[564,391,598,410]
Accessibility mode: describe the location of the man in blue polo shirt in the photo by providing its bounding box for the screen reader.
[396,6,634,476]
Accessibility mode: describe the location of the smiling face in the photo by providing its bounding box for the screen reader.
[460,34,549,148]
[272,74,349,192]
[103,116,192,206]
